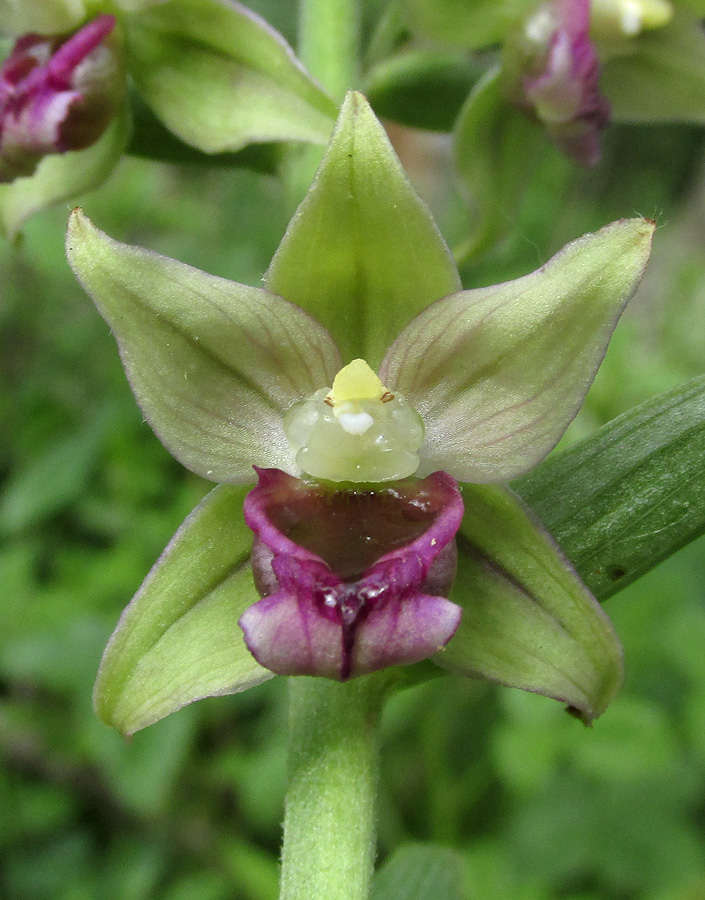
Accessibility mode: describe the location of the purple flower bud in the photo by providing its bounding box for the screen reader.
[510,0,610,165]
[239,468,464,680]
[0,15,122,182]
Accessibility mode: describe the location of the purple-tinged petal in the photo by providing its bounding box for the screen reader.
[507,0,610,165]
[0,15,123,182]
[437,482,623,724]
[239,469,464,680]
[67,211,342,484]
[381,218,655,483]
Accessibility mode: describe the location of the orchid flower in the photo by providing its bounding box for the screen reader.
[399,0,705,257]
[66,93,654,737]
[0,0,336,236]
[402,0,689,163]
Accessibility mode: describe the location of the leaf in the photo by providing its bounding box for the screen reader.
[372,844,465,900]
[127,0,337,152]
[381,218,655,483]
[602,9,705,124]
[437,484,623,724]
[66,209,341,483]
[94,484,272,736]
[265,91,461,367]
[453,68,545,262]
[515,374,705,600]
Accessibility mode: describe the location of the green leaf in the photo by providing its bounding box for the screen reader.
[602,9,705,123]
[515,374,705,600]
[453,68,545,263]
[400,0,536,48]
[365,50,484,132]
[381,218,655,483]
[372,844,465,900]
[437,484,623,724]
[94,484,271,736]
[0,109,129,239]
[66,210,341,483]
[126,0,337,153]
[265,91,461,366]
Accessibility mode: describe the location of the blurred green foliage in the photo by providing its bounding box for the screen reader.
[2,105,705,900]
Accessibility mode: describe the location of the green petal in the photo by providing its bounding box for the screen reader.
[677,0,705,13]
[126,0,337,153]
[436,484,623,723]
[381,218,655,482]
[94,485,271,736]
[126,89,280,171]
[117,0,174,8]
[265,91,461,366]
[0,110,128,240]
[399,0,537,48]
[602,9,705,123]
[0,0,87,33]
[453,68,545,263]
[66,210,341,483]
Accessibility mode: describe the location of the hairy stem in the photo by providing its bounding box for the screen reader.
[299,0,359,103]
[284,0,360,206]
[279,676,385,900]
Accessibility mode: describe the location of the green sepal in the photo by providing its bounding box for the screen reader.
[437,484,623,724]
[453,68,545,263]
[365,50,485,132]
[94,484,271,736]
[371,844,466,900]
[126,0,338,153]
[265,91,461,366]
[381,218,655,483]
[126,90,281,172]
[676,0,705,13]
[0,0,88,34]
[399,0,537,48]
[516,374,705,601]
[66,210,341,483]
[602,9,705,123]
[0,110,129,240]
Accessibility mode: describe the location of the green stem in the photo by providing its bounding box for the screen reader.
[279,676,385,900]
[284,0,360,207]
[299,0,359,103]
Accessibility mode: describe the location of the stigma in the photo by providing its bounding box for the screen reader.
[284,359,424,483]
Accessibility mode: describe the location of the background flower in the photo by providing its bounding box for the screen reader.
[0,0,337,236]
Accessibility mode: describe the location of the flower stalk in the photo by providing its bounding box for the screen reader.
[299,0,359,103]
[285,0,360,206]
[279,676,386,900]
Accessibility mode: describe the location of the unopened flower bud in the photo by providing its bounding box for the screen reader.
[503,0,610,166]
[0,14,123,183]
